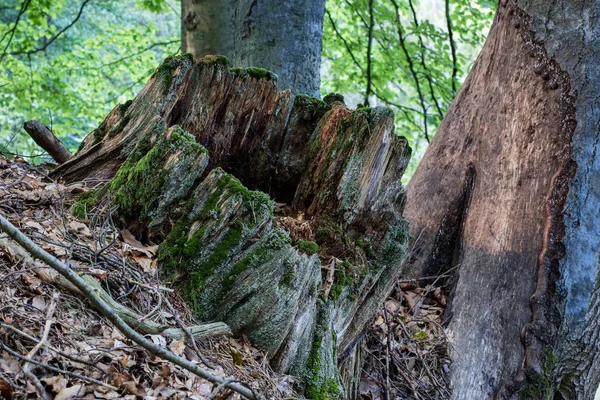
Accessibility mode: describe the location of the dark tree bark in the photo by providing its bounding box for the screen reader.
[403,0,600,398]
[52,56,410,398]
[23,120,71,164]
[181,0,325,97]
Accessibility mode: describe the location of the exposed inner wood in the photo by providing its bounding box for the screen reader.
[403,0,576,397]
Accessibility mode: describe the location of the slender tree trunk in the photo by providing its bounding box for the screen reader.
[403,0,600,398]
[181,0,325,97]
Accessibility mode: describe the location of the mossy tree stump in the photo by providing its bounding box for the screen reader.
[57,55,411,398]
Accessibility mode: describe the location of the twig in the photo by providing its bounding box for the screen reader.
[445,0,458,94]
[325,9,364,73]
[407,0,444,118]
[390,0,430,143]
[0,215,256,399]
[0,343,117,391]
[22,370,48,400]
[0,0,31,63]
[0,322,105,372]
[364,0,375,106]
[8,0,91,57]
[207,378,242,400]
[163,296,218,369]
[22,291,59,373]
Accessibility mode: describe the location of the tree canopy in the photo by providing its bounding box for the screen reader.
[0,0,494,179]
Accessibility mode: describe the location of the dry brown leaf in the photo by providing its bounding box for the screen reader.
[55,384,86,400]
[121,229,156,257]
[43,376,68,393]
[31,295,47,311]
[168,338,186,356]
[68,220,92,237]
[0,379,13,400]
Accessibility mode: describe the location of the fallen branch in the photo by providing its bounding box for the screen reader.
[23,291,59,374]
[0,215,256,400]
[0,236,232,340]
[23,121,72,164]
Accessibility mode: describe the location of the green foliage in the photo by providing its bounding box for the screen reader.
[0,0,179,160]
[322,0,495,180]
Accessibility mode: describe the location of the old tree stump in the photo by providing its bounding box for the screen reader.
[52,55,411,398]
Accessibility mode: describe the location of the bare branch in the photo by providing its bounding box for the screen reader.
[364,0,375,105]
[0,0,32,63]
[8,0,91,57]
[408,0,444,119]
[326,9,364,73]
[0,215,256,400]
[445,0,458,94]
[390,0,430,143]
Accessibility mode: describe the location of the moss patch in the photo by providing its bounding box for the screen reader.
[296,240,319,255]
[152,54,193,95]
[519,351,556,400]
[305,302,340,400]
[200,55,230,68]
[223,229,291,294]
[246,67,277,80]
[109,126,205,222]
[296,94,331,119]
[71,190,98,220]
[323,93,344,104]
[329,261,354,302]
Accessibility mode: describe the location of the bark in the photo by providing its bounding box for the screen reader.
[403,0,600,398]
[181,0,325,97]
[51,56,411,398]
[23,120,71,164]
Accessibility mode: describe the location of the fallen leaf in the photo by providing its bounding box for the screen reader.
[55,384,85,400]
[121,229,156,257]
[68,220,92,237]
[168,338,186,356]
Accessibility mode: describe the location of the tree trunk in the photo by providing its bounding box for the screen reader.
[52,55,410,398]
[181,0,325,97]
[403,0,600,398]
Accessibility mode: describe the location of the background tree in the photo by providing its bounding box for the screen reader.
[0,0,495,181]
[181,0,326,97]
[403,0,600,398]
[321,0,495,177]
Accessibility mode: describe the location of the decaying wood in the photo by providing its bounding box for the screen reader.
[23,120,72,164]
[50,54,411,397]
[0,217,257,400]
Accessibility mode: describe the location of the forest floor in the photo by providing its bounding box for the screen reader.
[0,154,450,400]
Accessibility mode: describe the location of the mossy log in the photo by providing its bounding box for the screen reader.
[54,55,411,398]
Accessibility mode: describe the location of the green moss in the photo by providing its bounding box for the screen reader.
[323,93,344,104]
[225,229,291,293]
[152,54,193,94]
[109,126,205,222]
[379,221,410,266]
[71,190,98,220]
[520,351,557,400]
[119,99,133,115]
[195,169,273,224]
[296,94,331,119]
[246,67,277,80]
[329,261,354,302]
[229,67,247,79]
[108,113,131,138]
[355,106,372,114]
[355,238,376,259]
[296,240,319,255]
[200,55,230,67]
[305,302,339,400]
